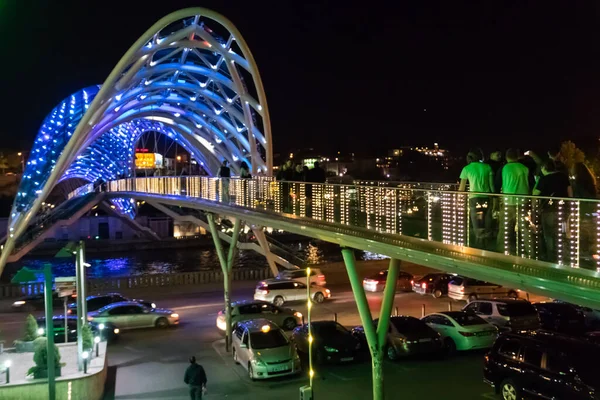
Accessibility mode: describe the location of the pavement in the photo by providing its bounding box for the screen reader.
[0,260,548,399]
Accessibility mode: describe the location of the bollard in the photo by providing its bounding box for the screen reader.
[334,313,337,323]
[448,301,452,311]
[421,304,426,317]
[302,316,305,325]
[394,306,399,316]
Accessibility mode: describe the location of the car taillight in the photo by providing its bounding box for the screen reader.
[318,274,325,280]
[459,287,464,292]
[421,283,427,289]
[257,289,269,295]
[67,309,72,315]
[458,331,475,337]
[410,280,414,285]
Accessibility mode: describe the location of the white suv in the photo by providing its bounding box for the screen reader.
[448,276,518,302]
[276,268,327,286]
[254,279,331,306]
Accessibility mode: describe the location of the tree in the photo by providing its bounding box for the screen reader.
[559,141,585,171]
[82,324,93,350]
[23,314,39,342]
[27,337,63,377]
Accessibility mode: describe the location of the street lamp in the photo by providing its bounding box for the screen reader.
[4,360,11,384]
[37,328,45,336]
[94,336,100,357]
[82,351,89,374]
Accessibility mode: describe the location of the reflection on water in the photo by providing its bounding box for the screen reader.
[2,240,387,281]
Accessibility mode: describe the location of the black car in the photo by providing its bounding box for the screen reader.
[533,302,587,336]
[352,316,443,360]
[292,321,362,364]
[68,293,156,314]
[411,273,453,298]
[484,331,600,400]
[12,292,75,312]
[36,315,120,343]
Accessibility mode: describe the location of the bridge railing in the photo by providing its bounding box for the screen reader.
[0,268,270,299]
[99,176,600,272]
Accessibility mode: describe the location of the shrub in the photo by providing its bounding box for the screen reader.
[23,314,39,342]
[26,337,63,377]
[82,324,93,350]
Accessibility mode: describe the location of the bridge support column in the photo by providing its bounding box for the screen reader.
[207,214,242,352]
[341,248,399,400]
[251,226,279,277]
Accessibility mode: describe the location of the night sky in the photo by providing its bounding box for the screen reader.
[1,1,600,157]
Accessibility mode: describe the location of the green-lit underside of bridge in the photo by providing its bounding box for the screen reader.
[93,190,600,309]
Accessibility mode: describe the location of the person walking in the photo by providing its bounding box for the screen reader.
[459,149,495,249]
[533,160,573,262]
[218,160,231,203]
[498,149,531,255]
[184,356,207,400]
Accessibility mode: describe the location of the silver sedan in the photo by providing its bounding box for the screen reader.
[88,301,179,330]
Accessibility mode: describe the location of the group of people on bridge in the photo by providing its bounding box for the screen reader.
[458,146,597,265]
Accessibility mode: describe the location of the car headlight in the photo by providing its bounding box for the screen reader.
[98,323,105,330]
[324,346,338,353]
[13,301,25,306]
[171,313,179,318]
[151,303,157,309]
[113,328,120,334]
[253,359,266,367]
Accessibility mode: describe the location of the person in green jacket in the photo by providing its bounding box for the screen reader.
[184,356,207,400]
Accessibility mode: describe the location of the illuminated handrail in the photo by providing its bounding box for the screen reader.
[76,176,600,272]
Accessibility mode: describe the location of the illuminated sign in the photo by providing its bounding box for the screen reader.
[135,152,163,169]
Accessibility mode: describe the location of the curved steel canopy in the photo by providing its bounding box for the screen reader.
[1,8,272,275]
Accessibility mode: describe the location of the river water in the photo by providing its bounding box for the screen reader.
[2,240,388,282]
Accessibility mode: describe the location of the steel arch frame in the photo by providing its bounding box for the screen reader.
[1,8,272,275]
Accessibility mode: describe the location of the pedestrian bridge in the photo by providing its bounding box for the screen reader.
[10,176,600,309]
[1,7,600,310]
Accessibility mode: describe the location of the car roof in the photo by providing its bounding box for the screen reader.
[238,318,280,332]
[501,331,600,352]
[97,301,143,310]
[471,299,529,305]
[88,293,124,299]
[37,315,79,322]
[231,300,271,307]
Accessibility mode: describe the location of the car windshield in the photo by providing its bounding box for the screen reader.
[538,304,580,317]
[445,312,487,326]
[391,318,431,334]
[497,302,537,317]
[368,271,387,280]
[420,274,441,283]
[250,330,288,349]
[312,322,349,337]
[449,277,464,286]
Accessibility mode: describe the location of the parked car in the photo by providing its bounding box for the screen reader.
[421,311,498,352]
[362,270,413,292]
[462,299,540,332]
[68,293,156,314]
[254,279,331,306]
[36,315,120,343]
[533,302,587,336]
[216,300,302,331]
[232,319,301,380]
[411,273,453,298]
[554,300,600,330]
[12,292,75,312]
[276,268,326,286]
[352,316,443,360]
[483,331,600,400]
[293,321,362,364]
[88,301,179,330]
[448,276,518,302]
